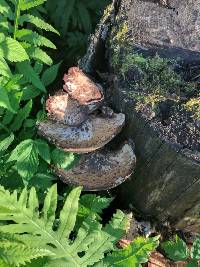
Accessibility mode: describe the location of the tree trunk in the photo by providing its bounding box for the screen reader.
[80,0,200,232]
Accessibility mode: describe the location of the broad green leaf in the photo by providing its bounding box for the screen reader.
[162,235,189,261]
[51,148,81,170]
[2,92,21,125]
[0,37,29,62]
[34,61,43,74]
[10,100,32,132]
[0,133,14,154]
[100,236,159,267]
[35,139,51,164]
[22,86,41,101]
[16,61,46,92]
[26,47,53,65]
[0,57,12,77]
[8,139,39,184]
[20,14,59,34]
[41,62,61,86]
[0,86,15,112]
[191,235,200,260]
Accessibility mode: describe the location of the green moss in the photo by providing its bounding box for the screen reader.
[184,96,200,120]
[110,22,199,118]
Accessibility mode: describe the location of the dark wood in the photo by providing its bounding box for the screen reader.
[80,0,200,231]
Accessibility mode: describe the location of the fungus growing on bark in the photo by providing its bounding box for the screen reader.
[37,68,136,190]
[63,67,104,105]
[55,143,136,191]
[46,90,97,126]
[37,112,125,153]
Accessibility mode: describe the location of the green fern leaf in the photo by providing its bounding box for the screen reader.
[0,36,29,62]
[97,236,159,267]
[20,0,47,11]
[0,0,13,18]
[55,0,75,36]
[0,238,53,267]
[77,194,114,227]
[20,14,59,34]
[16,29,56,49]
[10,99,32,132]
[41,62,61,86]
[26,47,53,65]
[0,185,130,266]
[0,57,12,77]
[77,2,92,33]
[16,61,46,92]
[162,235,189,261]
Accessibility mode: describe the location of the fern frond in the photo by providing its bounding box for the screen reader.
[0,0,13,18]
[20,14,59,34]
[20,0,47,11]
[16,61,46,92]
[16,29,56,49]
[0,16,13,33]
[0,238,53,267]
[0,35,29,62]
[26,47,53,65]
[0,185,130,266]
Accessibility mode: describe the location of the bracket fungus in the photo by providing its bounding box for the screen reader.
[38,113,125,153]
[55,143,136,191]
[37,67,136,190]
[46,90,95,126]
[63,67,104,105]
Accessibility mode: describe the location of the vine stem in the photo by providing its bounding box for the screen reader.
[13,0,21,39]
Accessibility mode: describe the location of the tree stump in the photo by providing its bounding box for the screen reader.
[80,0,200,231]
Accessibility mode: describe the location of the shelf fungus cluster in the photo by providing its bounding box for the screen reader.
[37,67,136,191]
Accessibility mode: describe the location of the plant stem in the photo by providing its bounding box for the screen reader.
[13,0,21,39]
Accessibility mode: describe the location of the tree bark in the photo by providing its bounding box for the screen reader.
[80,0,200,231]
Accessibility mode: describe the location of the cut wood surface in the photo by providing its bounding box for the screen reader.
[55,143,136,191]
[38,112,125,153]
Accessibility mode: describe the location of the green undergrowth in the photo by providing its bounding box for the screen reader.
[110,21,199,120]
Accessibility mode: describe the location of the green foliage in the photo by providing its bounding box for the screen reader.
[51,147,81,170]
[0,0,63,190]
[162,235,200,267]
[0,184,132,267]
[95,236,159,267]
[8,138,50,185]
[46,0,110,62]
[0,232,52,267]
